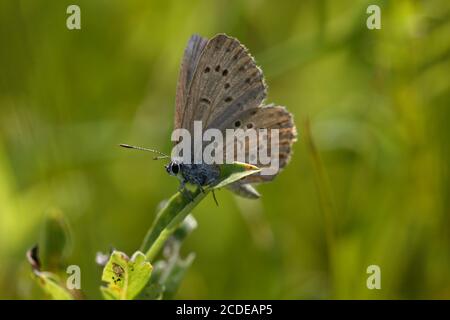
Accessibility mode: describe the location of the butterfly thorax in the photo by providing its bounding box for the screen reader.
[166,160,220,187]
[181,163,220,186]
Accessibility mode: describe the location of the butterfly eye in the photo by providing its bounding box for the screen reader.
[246,123,254,129]
[234,120,241,128]
[171,163,179,175]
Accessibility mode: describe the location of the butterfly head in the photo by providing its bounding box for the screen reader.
[165,160,182,177]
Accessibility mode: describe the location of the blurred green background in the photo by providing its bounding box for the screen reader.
[1,0,449,299]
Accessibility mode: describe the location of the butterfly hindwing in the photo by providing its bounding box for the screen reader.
[226,182,261,199]
[225,105,297,195]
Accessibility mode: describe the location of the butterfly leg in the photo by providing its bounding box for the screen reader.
[178,180,193,202]
[211,189,219,206]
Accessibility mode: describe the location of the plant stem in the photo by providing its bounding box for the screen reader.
[304,119,337,296]
[140,189,207,261]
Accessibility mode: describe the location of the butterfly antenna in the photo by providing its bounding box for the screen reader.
[119,144,170,160]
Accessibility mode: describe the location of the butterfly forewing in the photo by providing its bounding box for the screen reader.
[174,34,208,131]
[180,34,267,134]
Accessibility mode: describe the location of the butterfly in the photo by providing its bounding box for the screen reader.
[121,34,297,203]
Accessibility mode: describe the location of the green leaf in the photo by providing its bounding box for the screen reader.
[161,253,195,299]
[137,283,165,300]
[31,271,74,300]
[26,245,74,300]
[41,208,72,271]
[172,214,197,242]
[136,261,166,300]
[100,251,152,300]
[212,162,261,189]
[140,189,207,261]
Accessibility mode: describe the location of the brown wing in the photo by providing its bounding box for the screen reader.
[174,34,208,130]
[226,105,297,196]
[174,34,296,198]
[181,34,267,134]
[227,182,261,199]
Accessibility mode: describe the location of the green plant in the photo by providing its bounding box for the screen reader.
[26,162,260,300]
